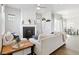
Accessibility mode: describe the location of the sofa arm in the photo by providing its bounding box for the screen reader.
[29,38,40,44]
[29,38,41,54]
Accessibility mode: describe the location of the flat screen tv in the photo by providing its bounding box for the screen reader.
[23,27,35,38]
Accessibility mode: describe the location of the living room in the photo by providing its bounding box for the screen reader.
[0,4,79,55]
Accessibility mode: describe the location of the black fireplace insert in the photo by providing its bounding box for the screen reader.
[23,27,35,39]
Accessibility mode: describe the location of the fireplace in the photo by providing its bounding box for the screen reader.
[23,26,35,39]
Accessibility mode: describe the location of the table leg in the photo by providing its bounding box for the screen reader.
[31,44,35,55]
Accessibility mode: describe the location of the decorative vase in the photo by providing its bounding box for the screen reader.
[12,40,19,48]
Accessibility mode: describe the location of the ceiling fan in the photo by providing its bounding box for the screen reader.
[36,4,47,10]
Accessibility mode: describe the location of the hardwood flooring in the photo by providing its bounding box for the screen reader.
[51,35,79,55]
[51,45,79,55]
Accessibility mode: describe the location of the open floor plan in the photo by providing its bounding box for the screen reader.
[0,4,79,55]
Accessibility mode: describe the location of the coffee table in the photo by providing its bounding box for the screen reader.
[1,40,35,55]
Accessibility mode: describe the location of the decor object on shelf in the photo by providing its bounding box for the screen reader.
[22,20,24,24]
[28,19,31,24]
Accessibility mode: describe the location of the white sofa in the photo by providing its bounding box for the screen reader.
[29,32,66,55]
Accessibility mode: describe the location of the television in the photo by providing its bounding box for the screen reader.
[23,27,35,39]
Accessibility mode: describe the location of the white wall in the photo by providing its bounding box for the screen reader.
[66,14,79,30]
[42,11,54,32]
[5,6,21,35]
[42,21,52,34]
[21,8,54,34]
[0,5,2,34]
[7,7,54,35]
[21,8,36,25]
[54,18,63,32]
[0,5,5,35]
[67,11,79,30]
[20,8,36,36]
[42,11,52,20]
[64,10,79,30]
[57,8,79,30]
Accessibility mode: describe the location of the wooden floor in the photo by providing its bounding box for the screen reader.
[51,35,79,55]
[51,45,79,55]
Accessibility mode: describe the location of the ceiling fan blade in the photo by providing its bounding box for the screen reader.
[40,6,46,8]
[36,4,47,9]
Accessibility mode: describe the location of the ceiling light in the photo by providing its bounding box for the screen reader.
[37,7,40,10]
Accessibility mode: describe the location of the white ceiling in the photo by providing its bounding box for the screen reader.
[6,4,53,14]
[6,4,79,19]
[6,4,79,12]
[6,4,37,9]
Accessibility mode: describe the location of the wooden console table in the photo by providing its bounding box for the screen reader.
[1,40,35,55]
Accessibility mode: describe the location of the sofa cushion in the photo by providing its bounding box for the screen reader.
[3,32,14,45]
[38,33,55,42]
